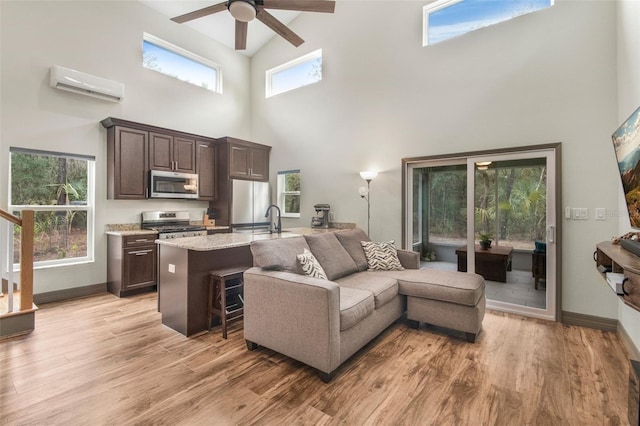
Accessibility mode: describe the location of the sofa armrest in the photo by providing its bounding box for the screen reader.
[397,249,420,269]
[243,267,341,374]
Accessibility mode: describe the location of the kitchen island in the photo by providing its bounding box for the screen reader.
[156,227,349,336]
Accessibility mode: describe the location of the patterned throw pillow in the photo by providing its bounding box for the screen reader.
[296,248,328,279]
[361,241,404,271]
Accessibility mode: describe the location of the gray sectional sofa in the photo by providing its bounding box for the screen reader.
[244,229,485,382]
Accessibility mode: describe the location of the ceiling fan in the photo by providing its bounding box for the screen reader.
[171,0,336,50]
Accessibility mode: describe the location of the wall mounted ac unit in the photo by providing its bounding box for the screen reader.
[49,65,124,102]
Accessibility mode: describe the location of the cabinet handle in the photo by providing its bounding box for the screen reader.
[131,249,153,255]
[135,239,150,242]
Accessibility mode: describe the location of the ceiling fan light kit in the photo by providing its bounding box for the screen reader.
[171,0,336,50]
[229,0,257,22]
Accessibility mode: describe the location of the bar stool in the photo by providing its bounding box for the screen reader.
[208,266,250,339]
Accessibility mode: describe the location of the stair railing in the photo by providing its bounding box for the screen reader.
[0,209,34,313]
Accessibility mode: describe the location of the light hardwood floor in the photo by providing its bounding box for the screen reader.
[0,292,632,425]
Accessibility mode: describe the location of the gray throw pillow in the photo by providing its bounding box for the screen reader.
[304,233,359,281]
[335,228,371,272]
[250,236,310,273]
[361,241,404,271]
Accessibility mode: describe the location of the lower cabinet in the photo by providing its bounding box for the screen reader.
[108,234,158,297]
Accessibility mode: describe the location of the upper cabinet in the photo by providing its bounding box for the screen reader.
[102,118,217,200]
[105,125,149,199]
[196,141,217,201]
[150,133,196,173]
[220,137,271,181]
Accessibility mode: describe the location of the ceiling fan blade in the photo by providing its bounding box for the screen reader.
[235,20,248,50]
[261,0,335,13]
[171,2,228,24]
[256,8,304,47]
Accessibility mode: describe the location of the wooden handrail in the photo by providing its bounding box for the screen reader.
[0,209,21,226]
[0,208,34,312]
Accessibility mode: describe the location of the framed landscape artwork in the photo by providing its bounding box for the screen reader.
[612,105,640,228]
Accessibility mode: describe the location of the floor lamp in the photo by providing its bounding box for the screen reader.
[359,171,378,236]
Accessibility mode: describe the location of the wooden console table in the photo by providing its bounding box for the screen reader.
[595,241,640,312]
[456,244,513,283]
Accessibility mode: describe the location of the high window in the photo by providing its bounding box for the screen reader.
[423,0,554,46]
[266,49,322,98]
[9,148,95,267]
[277,170,301,217]
[142,33,222,93]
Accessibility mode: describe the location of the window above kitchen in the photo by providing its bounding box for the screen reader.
[423,0,553,46]
[142,33,222,93]
[266,49,322,98]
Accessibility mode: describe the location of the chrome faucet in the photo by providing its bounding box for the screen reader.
[265,204,282,234]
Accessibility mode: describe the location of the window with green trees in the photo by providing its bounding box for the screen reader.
[277,170,301,217]
[413,159,546,252]
[9,148,94,266]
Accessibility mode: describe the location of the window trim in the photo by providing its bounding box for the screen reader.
[8,149,96,269]
[265,49,322,98]
[143,33,223,94]
[422,0,463,46]
[277,170,301,218]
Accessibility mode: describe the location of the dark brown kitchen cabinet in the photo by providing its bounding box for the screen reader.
[196,141,217,200]
[107,234,157,297]
[105,125,149,199]
[150,132,196,173]
[102,117,218,200]
[218,137,271,181]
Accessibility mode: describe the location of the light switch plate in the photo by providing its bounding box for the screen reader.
[595,208,606,220]
[573,208,588,220]
[168,264,175,273]
[565,206,571,219]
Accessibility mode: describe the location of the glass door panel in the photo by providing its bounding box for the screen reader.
[469,152,555,320]
[410,161,467,273]
[407,147,557,321]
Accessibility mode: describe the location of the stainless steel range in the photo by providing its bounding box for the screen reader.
[141,211,207,239]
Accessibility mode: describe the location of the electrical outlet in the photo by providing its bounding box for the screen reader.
[573,208,588,220]
[329,211,336,221]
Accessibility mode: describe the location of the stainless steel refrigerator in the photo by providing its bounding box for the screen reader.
[231,180,271,231]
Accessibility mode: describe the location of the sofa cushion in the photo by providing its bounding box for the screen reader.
[335,228,371,272]
[339,287,374,331]
[337,272,398,309]
[296,248,328,280]
[387,269,485,307]
[250,236,310,273]
[305,233,359,281]
[361,241,404,271]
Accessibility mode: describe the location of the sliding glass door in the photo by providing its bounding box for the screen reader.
[405,146,558,321]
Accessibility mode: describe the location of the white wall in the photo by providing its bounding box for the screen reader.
[251,0,621,318]
[616,0,640,349]
[0,1,250,293]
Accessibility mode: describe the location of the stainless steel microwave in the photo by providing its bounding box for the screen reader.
[149,170,198,199]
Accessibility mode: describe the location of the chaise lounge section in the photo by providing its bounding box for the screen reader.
[244,229,485,381]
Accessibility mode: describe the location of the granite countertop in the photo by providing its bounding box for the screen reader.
[105,223,229,236]
[156,227,347,251]
[106,229,159,237]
